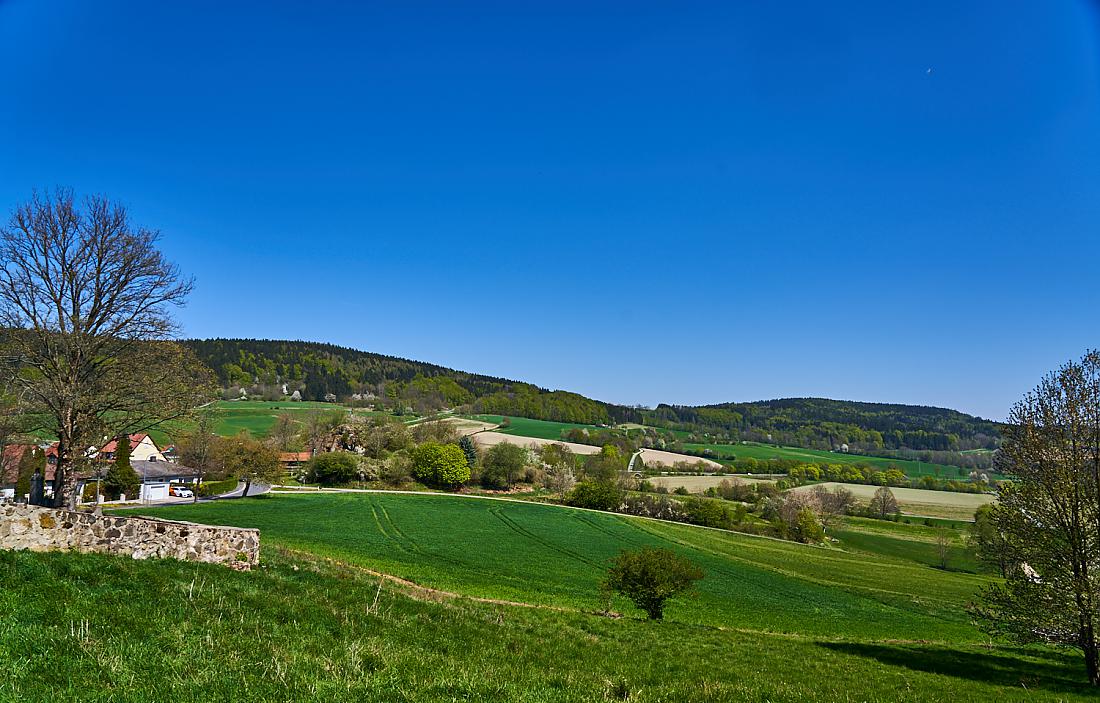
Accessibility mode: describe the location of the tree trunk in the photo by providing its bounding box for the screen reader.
[242,478,251,498]
[1085,629,1099,686]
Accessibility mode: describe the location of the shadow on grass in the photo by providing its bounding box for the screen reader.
[818,641,1091,695]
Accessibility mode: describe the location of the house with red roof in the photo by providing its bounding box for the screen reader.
[96,433,167,463]
[1,444,46,501]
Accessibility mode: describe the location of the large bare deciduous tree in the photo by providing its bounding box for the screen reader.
[973,350,1100,685]
[0,189,215,507]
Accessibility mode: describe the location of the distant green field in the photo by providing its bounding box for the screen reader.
[683,441,979,479]
[102,491,1097,700]
[145,401,397,445]
[465,414,605,440]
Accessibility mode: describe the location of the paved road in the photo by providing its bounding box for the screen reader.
[211,481,271,499]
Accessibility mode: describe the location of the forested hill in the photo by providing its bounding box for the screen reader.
[182,338,1001,453]
[181,338,612,424]
[637,398,1002,452]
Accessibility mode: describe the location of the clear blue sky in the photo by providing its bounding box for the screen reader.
[2,1,1099,420]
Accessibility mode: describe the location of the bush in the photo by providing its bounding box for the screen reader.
[672,486,690,496]
[306,451,359,486]
[565,481,622,511]
[603,546,704,620]
[681,497,734,529]
[381,454,413,487]
[480,442,528,490]
[411,443,469,487]
[197,478,240,497]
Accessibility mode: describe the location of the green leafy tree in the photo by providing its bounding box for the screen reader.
[458,435,479,470]
[972,351,1100,686]
[969,503,1008,576]
[216,432,282,496]
[793,507,825,543]
[584,445,625,483]
[565,480,622,511]
[306,451,359,486]
[104,435,139,500]
[480,442,527,490]
[603,546,704,620]
[411,442,469,487]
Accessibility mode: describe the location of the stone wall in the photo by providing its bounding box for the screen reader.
[0,503,259,567]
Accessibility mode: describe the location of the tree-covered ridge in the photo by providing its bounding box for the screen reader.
[181,338,610,423]
[635,398,1001,451]
[182,338,999,451]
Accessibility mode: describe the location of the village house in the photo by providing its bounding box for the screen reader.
[0,444,44,501]
[30,434,199,503]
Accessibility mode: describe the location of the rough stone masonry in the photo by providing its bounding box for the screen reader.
[0,503,259,567]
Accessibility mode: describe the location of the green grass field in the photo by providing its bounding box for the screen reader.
[145,401,398,445]
[3,491,1093,701]
[465,414,605,440]
[684,441,982,479]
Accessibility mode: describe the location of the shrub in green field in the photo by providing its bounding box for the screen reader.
[603,546,704,620]
[411,442,469,487]
[565,480,622,511]
[306,451,359,486]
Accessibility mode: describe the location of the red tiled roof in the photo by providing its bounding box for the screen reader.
[279,452,312,463]
[99,433,154,455]
[1,444,32,484]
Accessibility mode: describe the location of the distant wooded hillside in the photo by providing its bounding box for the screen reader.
[182,338,1001,453]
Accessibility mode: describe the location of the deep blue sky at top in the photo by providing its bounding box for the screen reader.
[2,1,1099,419]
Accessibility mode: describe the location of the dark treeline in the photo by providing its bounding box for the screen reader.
[184,339,1000,455]
[614,398,1001,452]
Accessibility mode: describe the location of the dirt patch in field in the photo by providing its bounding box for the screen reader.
[438,417,499,436]
[639,449,722,470]
[471,432,601,455]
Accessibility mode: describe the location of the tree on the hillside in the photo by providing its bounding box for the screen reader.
[934,527,951,570]
[176,408,218,502]
[540,443,577,498]
[812,484,856,530]
[458,435,479,470]
[0,190,215,507]
[411,442,469,488]
[216,432,282,496]
[603,546,704,620]
[972,351,1100,686]
[585,445,625,483]
[868,486,898,520]
[104,435,140,500]
[303,409,344,454]
[480,442,527,490]
[270,413,299,451]
[969,503,1009,577]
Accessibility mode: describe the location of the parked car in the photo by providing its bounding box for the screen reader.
[168,485,194,498]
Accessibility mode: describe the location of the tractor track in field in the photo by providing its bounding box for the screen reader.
[488,506,603,568]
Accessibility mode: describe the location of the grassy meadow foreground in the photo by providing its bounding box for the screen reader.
[1,491,1082,701]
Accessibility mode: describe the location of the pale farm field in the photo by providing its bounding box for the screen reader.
[470,432,724,468]
[790,482,994,520]
[471,431,602,455]
[638,449,722,470]
[438,417,499,436]
[650,475,777,492]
